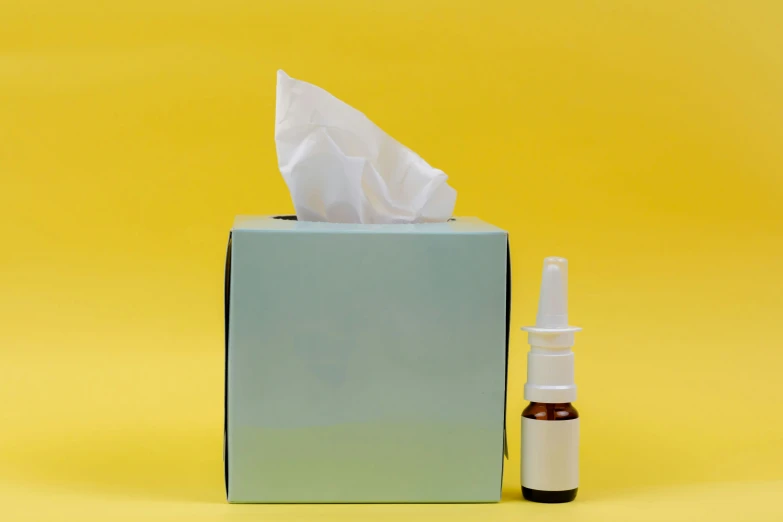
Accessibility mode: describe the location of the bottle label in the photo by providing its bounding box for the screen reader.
[521,417,579,491]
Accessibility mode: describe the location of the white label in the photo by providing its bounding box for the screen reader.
[521,417,579,491]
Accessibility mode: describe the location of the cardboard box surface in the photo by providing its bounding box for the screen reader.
[225,216,509,503]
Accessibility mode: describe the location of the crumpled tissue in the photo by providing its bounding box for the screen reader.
[274,70,456,224]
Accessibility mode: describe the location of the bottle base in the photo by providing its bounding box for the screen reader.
[522,487,578,503]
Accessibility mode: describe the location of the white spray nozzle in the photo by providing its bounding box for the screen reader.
[523,257,581,340]
[522,257,581,403]
[535,257,569,329]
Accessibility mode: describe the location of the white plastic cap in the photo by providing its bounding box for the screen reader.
[522,257,581,403]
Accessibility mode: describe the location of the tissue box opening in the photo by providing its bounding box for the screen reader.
[224,216,509,503]
[272,215,457,222]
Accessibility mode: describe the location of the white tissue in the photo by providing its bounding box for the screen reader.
[274,70,456,224]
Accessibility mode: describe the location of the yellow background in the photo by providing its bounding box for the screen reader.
[1,1,782,521]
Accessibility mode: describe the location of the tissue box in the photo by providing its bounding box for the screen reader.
[224,216,510,503]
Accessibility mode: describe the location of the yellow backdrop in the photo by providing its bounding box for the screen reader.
[1,1,781,521]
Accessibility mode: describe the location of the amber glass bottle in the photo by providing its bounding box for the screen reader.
[521,402,579,503]
[521,257,581,504]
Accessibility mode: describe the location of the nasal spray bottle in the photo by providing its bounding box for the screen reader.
[521,257,580,503]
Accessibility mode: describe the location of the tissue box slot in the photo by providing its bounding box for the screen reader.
[272,215,457,222]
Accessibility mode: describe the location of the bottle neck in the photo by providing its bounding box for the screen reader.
[522,402,579,420]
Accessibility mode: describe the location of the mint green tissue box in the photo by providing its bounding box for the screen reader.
[224,216,510,503]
